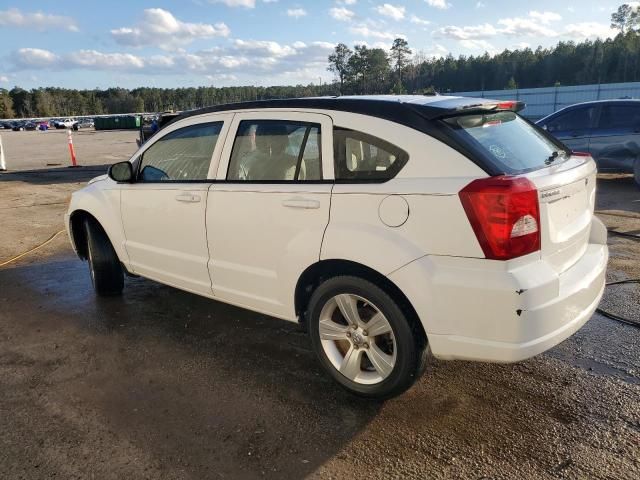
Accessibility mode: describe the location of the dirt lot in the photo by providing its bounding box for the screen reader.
[0,130,639,479]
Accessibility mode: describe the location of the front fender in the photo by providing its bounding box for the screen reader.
[66,179,129,265]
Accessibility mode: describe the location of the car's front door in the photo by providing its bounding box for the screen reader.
[207,111,334,320]
[589,102,640,172]
[545,104,596,153]
[120,115,231,296]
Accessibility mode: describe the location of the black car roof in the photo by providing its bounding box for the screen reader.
[171,95,499,131]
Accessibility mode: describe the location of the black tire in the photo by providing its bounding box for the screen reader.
[308,276,428,400]
[84,219,124,296]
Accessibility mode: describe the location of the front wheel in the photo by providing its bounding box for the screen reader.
[84,219,124,296]
[308,276,427,399]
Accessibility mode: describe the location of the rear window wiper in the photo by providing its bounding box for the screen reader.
[544,150,567,165]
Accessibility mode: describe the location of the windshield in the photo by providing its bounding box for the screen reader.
[442,111,566,174]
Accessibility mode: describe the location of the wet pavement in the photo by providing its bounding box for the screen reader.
[0,164,639,479]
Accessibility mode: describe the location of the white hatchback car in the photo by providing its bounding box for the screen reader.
[66,96,608,398]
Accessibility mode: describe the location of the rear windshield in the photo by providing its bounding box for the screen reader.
[442,111,566,174]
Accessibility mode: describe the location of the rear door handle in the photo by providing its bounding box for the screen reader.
[282,198,320,209]
[175,193,201,203]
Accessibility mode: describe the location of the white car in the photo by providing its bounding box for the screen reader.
[55,118,75,129]
[65,96,608,399]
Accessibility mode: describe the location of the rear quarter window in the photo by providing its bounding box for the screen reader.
[333,128,408,182]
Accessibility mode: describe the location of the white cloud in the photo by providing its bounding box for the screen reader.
[375,4,405,21]
[426,0,450,10]
[206,73,239,82]
[350,24,405,40]
[459,39,497,54]
[12,48,60,69]
[498,16,556,37]
[330,7,355,21]
[209,0,256,7]
[286,8,307,18]
[111,8,229,50]
[71,50,146,70]
[0,8,78,32]
[476,1,486,8]
[436,9,615,48]
[9,41,336,84]
[340,0,358,4]
[564,22,617,40]
[529,11,562,24]
[0,75,10,83]
[410,15,431,26]
[435,23,498,40]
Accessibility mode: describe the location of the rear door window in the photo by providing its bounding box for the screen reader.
[226,120,321,181]
[596,104,640,131]
[443,111,563,174]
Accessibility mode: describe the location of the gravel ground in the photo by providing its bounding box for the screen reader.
[0,133,639,479]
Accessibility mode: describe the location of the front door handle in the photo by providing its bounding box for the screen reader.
[282,198,320,209]
[175,193,201,203]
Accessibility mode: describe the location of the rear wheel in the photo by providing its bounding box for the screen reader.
[84,219,124,296]
[634,159,640,188]
[308,276,427,399]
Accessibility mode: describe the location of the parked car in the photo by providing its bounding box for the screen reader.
[65,96,608,399]
[72,118,94,130]
[54,118,75,129]
[11,121,25,131]
[24,122,37,131]
[537,99,640,187]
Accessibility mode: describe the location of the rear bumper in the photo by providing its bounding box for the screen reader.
[389,218,608,363]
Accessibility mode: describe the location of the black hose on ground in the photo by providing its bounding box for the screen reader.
[596,226,640,328]
[596,279,640,329]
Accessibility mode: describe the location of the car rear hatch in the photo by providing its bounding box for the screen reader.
[526,155,596,273]
[439,103,597,271]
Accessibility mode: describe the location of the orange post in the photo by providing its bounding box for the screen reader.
[67,129,77,167]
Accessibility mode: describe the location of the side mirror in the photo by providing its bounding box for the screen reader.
[541,124,548,131]
[108,161,134,183]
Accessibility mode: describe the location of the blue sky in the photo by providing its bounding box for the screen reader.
[0,0,624,89]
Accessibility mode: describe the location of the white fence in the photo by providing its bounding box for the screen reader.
[452,82,640,120]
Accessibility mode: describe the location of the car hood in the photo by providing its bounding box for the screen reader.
[88,174,108,185]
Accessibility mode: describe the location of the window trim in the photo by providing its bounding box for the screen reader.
[225,119,323,183]
[333,127,409,183]
[135,121,224,184]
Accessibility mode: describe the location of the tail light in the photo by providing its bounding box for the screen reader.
[459,176,540,260]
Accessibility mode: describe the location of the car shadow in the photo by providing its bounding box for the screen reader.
[0,165,112,185]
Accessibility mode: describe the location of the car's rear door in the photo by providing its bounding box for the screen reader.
[588,102,640,172]
[207,111,334,320]
[120,114,232,296]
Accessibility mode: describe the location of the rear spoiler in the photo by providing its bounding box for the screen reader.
[414,98,526,120]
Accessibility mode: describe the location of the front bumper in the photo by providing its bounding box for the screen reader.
[389,218,608,363]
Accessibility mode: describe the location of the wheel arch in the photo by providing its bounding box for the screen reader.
[295,259,427,344]
[69,209,118,261]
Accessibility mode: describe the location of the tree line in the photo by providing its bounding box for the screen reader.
[1,4,639,119]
